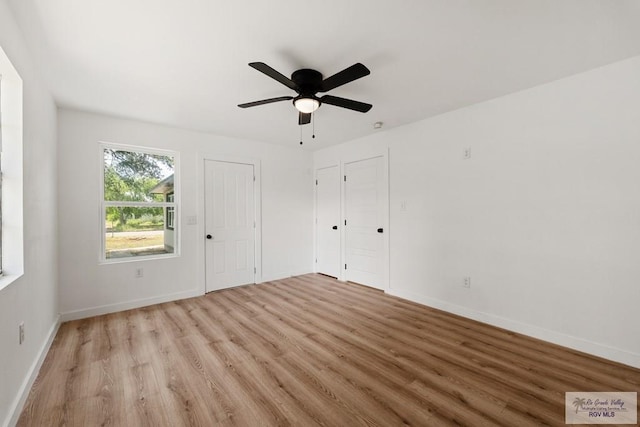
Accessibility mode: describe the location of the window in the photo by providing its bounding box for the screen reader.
[101,144,177,260]
[0,45,24,288]
[0,124,3,276]
[0,78,3,275]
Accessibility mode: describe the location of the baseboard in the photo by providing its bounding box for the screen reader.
[386,288,640,370]
[59,289,202,322]
[5,316,60,427]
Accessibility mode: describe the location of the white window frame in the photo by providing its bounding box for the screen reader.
[99,142,179,263]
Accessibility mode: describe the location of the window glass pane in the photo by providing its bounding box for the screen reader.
[104,148,174,202]
[166,192,175,230]
[105,206,175,259]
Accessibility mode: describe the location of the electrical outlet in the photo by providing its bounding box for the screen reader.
[463,147,471,159]
[463,277,471,288]
[19,322,25,344]
[135,268,144,278]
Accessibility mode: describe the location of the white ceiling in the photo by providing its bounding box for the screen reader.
[8,0,640,150]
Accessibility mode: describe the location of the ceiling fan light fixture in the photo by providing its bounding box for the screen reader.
[294,97,320,113]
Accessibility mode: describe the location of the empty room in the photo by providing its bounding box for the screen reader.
[1,1,640,426]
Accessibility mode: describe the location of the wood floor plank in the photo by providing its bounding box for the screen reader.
[18,274,640,426]
[260,279,565,421]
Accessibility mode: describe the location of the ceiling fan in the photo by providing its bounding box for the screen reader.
[238,62,372,125]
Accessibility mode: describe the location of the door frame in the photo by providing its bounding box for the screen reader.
[198,154,262,294]
[341,150,390,291]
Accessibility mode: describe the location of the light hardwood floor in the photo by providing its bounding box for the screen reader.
[18,274,640,426]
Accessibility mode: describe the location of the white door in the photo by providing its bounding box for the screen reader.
[316,166,340,278]
[345,156,385,289]
[205,160,255,292]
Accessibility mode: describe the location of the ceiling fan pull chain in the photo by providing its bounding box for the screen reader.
[300,125,303,145]
[312,111,315,139]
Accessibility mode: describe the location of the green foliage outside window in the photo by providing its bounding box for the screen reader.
[104,148,173,231]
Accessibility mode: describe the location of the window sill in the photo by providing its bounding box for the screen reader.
[98,252,179,265]
[0,272,24,292]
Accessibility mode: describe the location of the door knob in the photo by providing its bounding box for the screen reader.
[377,228,383,233]
[206,234,212,239]
[332,225,338,230]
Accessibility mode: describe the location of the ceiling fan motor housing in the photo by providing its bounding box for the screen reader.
[291,69,323,96]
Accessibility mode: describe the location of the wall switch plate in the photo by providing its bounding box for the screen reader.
[187,215,197,225]
[463,277,471,288]
[19,322,25,344]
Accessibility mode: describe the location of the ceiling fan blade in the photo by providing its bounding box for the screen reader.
[299,112,311,125]
[320,95,372,113]
[319,63,370,92]
[238,96,293,108]
[249,62,299,91]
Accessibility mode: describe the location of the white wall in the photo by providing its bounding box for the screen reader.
[57,110,313,319]
[0,1,59,425]
[315,55,640,368]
